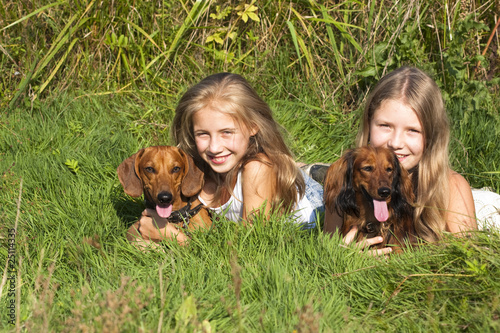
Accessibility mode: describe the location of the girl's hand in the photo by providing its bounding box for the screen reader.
[132,208,189,245]
[343,226,392,256]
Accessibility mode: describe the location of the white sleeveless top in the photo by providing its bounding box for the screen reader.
[198,171,323,227]
[472,187,500,230]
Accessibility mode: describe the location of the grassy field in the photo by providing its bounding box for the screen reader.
[1,0,500,331]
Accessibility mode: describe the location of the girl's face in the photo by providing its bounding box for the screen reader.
[369,99,424,171]
[193,106,256,175]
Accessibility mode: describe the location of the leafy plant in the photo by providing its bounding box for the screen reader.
[64,159,80,174]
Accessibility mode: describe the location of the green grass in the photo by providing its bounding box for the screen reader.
[1,0,500,331]
[1,86,499,332]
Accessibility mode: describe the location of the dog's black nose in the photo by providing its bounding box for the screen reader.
[157,192,173,204]
[378,187,391,198]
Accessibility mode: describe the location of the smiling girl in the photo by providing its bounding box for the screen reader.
[138,73,324,243]
[324,66,477,252]
[174,72,323,224]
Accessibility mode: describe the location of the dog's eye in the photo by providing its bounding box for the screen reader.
[361,166,373,172]
[145,167,155,173]
[172,166,181,173]
[386,167,393,173]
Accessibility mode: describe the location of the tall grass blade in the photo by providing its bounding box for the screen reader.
[297,35,316,78]
[150,0,209,81]
[0,1,65,32]
[118,17,161,52]
[290,6,310,37]
[366,0,377,37]
[35,38,79,99]
[32,14,80,80]
[286,20,304,69]
[321,5,344,79]
[32,0,96,81]
[308,16,364,54]
[287,6,317,77]
[8,58,37,110]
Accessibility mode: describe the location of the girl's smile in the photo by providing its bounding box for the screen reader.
[193,106,256,174]
[209,154,230,164]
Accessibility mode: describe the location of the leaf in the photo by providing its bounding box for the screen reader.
[207,33,224,44]
[236,2,259,23]
[373,42,389,63]
[355,65,377,78]
[247,12,260,22]
[228,31,238,40]
[246,5,258,12]
[210,5,232,20]
[240,12,248,23]
[65,159,80,174]
[214,35,224,44]
[175,295,197,327]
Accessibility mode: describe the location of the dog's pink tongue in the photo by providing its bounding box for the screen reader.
[373,199,389,222]
[156,204,173,218]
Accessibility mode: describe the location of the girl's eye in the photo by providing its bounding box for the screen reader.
[195,132,208,138]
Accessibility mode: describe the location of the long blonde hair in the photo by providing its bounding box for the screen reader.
[173,72,305,212]
[356,66,450,242]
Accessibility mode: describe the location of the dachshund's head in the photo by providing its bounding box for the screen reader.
[324,146,414,221]
[117,146,205,219]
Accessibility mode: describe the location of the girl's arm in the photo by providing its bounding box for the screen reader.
[240,159,274,222]
[446,171,477,233]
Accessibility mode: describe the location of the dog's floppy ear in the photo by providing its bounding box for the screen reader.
[324,157,346,209]
[399,163,414,204]
[179,150,205,197]
[390,152,415,219]
[324,150,357,215]
[117,149,145,197]
[389,152,417,243]
[336,150,359,216]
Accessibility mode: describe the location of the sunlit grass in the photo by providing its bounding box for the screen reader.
[0,92,499,331]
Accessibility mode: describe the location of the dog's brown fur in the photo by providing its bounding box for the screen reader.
[117,146,211,247]
[324,146,416,249]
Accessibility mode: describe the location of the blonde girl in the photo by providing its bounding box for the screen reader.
[324,66,477,253]
[140,73,323,243]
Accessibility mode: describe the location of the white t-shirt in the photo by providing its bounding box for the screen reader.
[198,171,323,226]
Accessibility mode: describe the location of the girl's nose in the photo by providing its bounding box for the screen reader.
[208,136,223,154]
[387,131,404,150]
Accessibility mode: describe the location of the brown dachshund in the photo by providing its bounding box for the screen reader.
[117,146,211,247]
[324,146,416,249]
